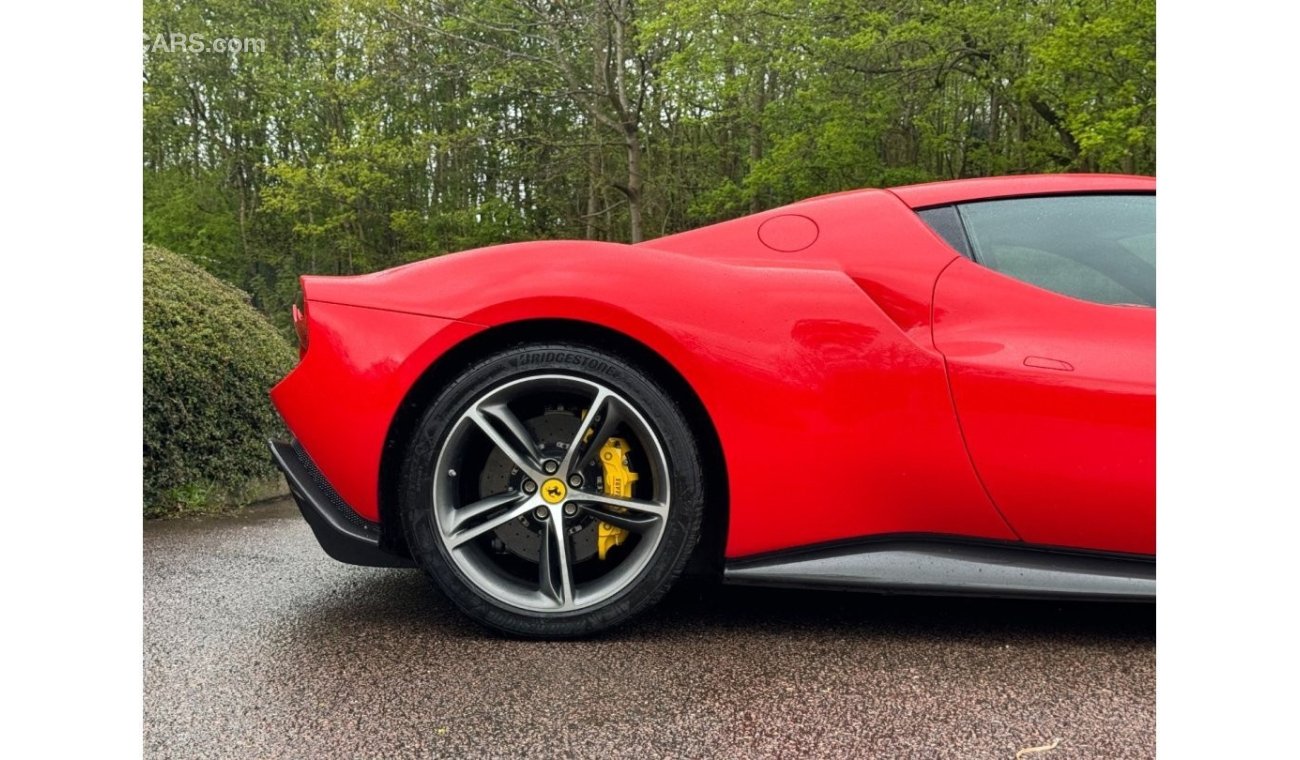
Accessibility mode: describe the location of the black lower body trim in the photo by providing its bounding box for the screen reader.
[269,439,414,568]
[724,537,1154,601]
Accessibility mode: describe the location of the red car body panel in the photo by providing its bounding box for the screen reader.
[933,259,1155,555]
[271,302,482,525]
[270,174,1155,562]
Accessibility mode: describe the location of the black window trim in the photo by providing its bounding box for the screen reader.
[910,188,1156,214]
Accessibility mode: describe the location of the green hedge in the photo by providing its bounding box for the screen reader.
[143,245,296,517]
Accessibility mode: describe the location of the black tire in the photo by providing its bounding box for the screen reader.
[399,341,706,638]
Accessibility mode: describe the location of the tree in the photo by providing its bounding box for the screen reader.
[143,0,1157,329]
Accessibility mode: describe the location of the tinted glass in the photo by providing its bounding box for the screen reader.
[917,205,972,258]
[958,195,1156,306]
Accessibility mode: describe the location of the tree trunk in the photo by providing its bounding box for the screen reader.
[625,131,644,243]
[749,67,769,214]
[586,131,600,240]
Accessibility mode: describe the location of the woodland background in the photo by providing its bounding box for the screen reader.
[144,0,1155,332]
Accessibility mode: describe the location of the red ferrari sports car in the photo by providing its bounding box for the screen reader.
[269,173,1155,637]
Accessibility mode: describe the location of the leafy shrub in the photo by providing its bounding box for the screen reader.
[143,245,295,517]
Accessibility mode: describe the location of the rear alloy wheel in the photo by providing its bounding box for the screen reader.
[399,343,705,637]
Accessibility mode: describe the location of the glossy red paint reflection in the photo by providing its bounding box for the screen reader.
[270,174,1155,559]
[933,258,1155,554]
[271,302,482,520]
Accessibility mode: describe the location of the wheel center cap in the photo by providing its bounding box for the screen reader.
[540,478,567,504]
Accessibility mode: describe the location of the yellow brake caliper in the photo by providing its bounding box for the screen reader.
[596,437,638,560]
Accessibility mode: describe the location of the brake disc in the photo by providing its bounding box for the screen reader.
[478,408,598,563]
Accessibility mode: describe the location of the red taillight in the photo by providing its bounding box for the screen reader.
[292,303,308,360]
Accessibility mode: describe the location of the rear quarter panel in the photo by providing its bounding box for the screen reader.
[276,192,1019,557]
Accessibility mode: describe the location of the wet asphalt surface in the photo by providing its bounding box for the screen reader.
[144,500,1154,759]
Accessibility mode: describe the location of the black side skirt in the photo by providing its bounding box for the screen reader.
[724,538,1154,601]
[268,439,414,568]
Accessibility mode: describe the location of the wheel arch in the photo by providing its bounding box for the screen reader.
[378,318,729,576]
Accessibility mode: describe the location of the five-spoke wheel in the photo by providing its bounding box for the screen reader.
[400,343,705,637]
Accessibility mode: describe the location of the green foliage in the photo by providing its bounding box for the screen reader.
[144,168,244,274]
[1026,0,1156,171]
[143,245,296,517]
[144,0,1156,323]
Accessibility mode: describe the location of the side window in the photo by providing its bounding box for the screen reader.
[956,195,1155,307]
[917,206,972,259]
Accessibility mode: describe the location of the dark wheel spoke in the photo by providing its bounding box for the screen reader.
[469,401,545,483]
[572,491,668,520]
[447,490,526,534]
[576,502,661,533]
[538,511,575,608]
[559,387,613,474]
[446,498,538,549]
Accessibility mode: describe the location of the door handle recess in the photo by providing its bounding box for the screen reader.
[1024,356,1074,371]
